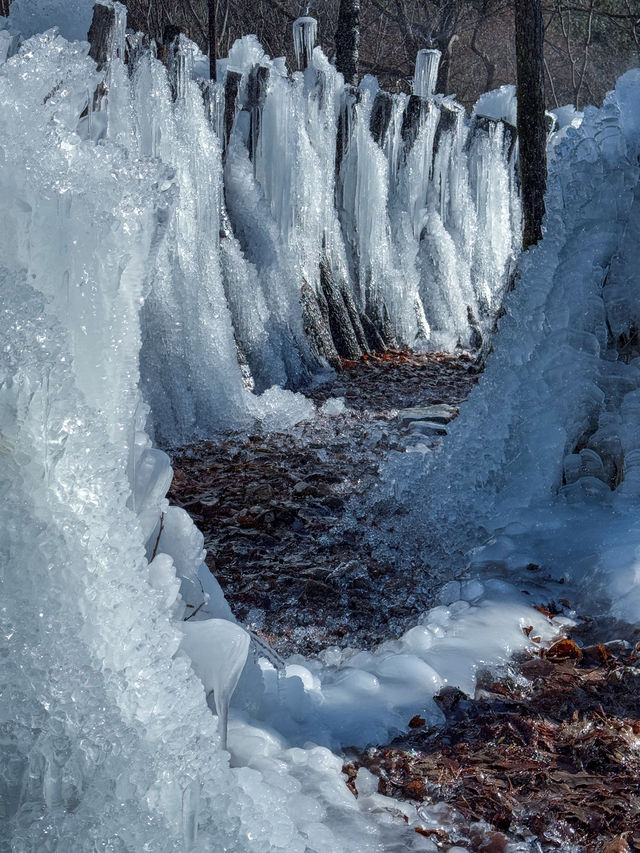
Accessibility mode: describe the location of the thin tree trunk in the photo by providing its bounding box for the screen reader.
[515,0,547,250]
[208,0,217,81]
[335,0,360,86]
[0,0,11,17]
[470,21,496,93]
[435,34,458,95]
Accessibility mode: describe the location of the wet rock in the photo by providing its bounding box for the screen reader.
[407,420,448,436]
[397,404,457,424]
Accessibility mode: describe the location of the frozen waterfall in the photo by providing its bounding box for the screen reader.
[40,4,519,446]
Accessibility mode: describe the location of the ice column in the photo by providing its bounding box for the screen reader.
[293,11,317,70]
[413,48,441,98]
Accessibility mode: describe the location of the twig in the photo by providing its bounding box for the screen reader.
[151,512,165,560]
[184,601,205,621]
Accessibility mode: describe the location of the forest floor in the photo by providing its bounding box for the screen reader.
[169,350,477,657]
[168,352,640,853]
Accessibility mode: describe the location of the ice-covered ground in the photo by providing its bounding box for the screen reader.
[1,1,638,851]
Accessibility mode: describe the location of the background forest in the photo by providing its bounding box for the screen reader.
[112,0,640,110]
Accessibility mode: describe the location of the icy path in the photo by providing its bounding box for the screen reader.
[165,353,639,849]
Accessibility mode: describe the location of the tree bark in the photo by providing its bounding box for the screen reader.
[515,0,547,250]
[88,2,118,70]
[335,0,360,86]
[208,0,217,81]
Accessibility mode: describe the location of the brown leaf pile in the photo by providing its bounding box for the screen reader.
[168,351,476,655]
[355,640,640,850]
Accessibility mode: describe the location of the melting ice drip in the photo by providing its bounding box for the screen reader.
[413,48,442,98]
[292,14,317,69]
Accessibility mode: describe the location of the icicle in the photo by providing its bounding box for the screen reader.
[112,1,126,62]
[169,34,194,101]
[180,620,250,752]
[293,13,317,70]
[413,48,441,98]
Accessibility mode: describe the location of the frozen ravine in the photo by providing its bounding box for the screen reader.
[0,21,431,853]
[0,5,531,852]
[4,2,635,852]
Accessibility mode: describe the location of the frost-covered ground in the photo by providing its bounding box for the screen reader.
[1,1,639,851]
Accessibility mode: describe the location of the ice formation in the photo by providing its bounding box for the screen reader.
[2,0,516,445]
[5,0,636,850]
[413,49,441,99]
[0,3,520,848]
[180,619,251,750]
[292,14,317,70]
[377,70,640,624]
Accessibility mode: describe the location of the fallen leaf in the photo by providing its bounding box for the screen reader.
[602,838,631,853]
[404,779,426,799]
[546,638,583,661]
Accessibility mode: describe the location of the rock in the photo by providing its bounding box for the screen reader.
[397,404,457,425]
[407,420,448,436]
[236,508,255,527]
[434,686,467,713]
[293,481,319,496]
[476,831,509,853]
[323,495,344,512]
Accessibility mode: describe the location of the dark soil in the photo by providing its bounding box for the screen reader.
[168,350,476,656]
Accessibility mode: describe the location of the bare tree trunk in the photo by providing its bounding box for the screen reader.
[88,2,118,70]
[0,0,11,17]
[470,19,495,93]
[434,34,457,94]
[208,0,217,81]
[335,0,360,85]
[515,0,546,250]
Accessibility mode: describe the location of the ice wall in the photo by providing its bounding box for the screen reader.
[194,32,520,413]
[376,71,640,621]
[2,2,520,445]
[0,22,341,853]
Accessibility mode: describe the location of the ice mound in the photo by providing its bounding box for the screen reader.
[473,84,517,126]
[377,70,640,622]
[249,386,316,430]
[321,396,348,416]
